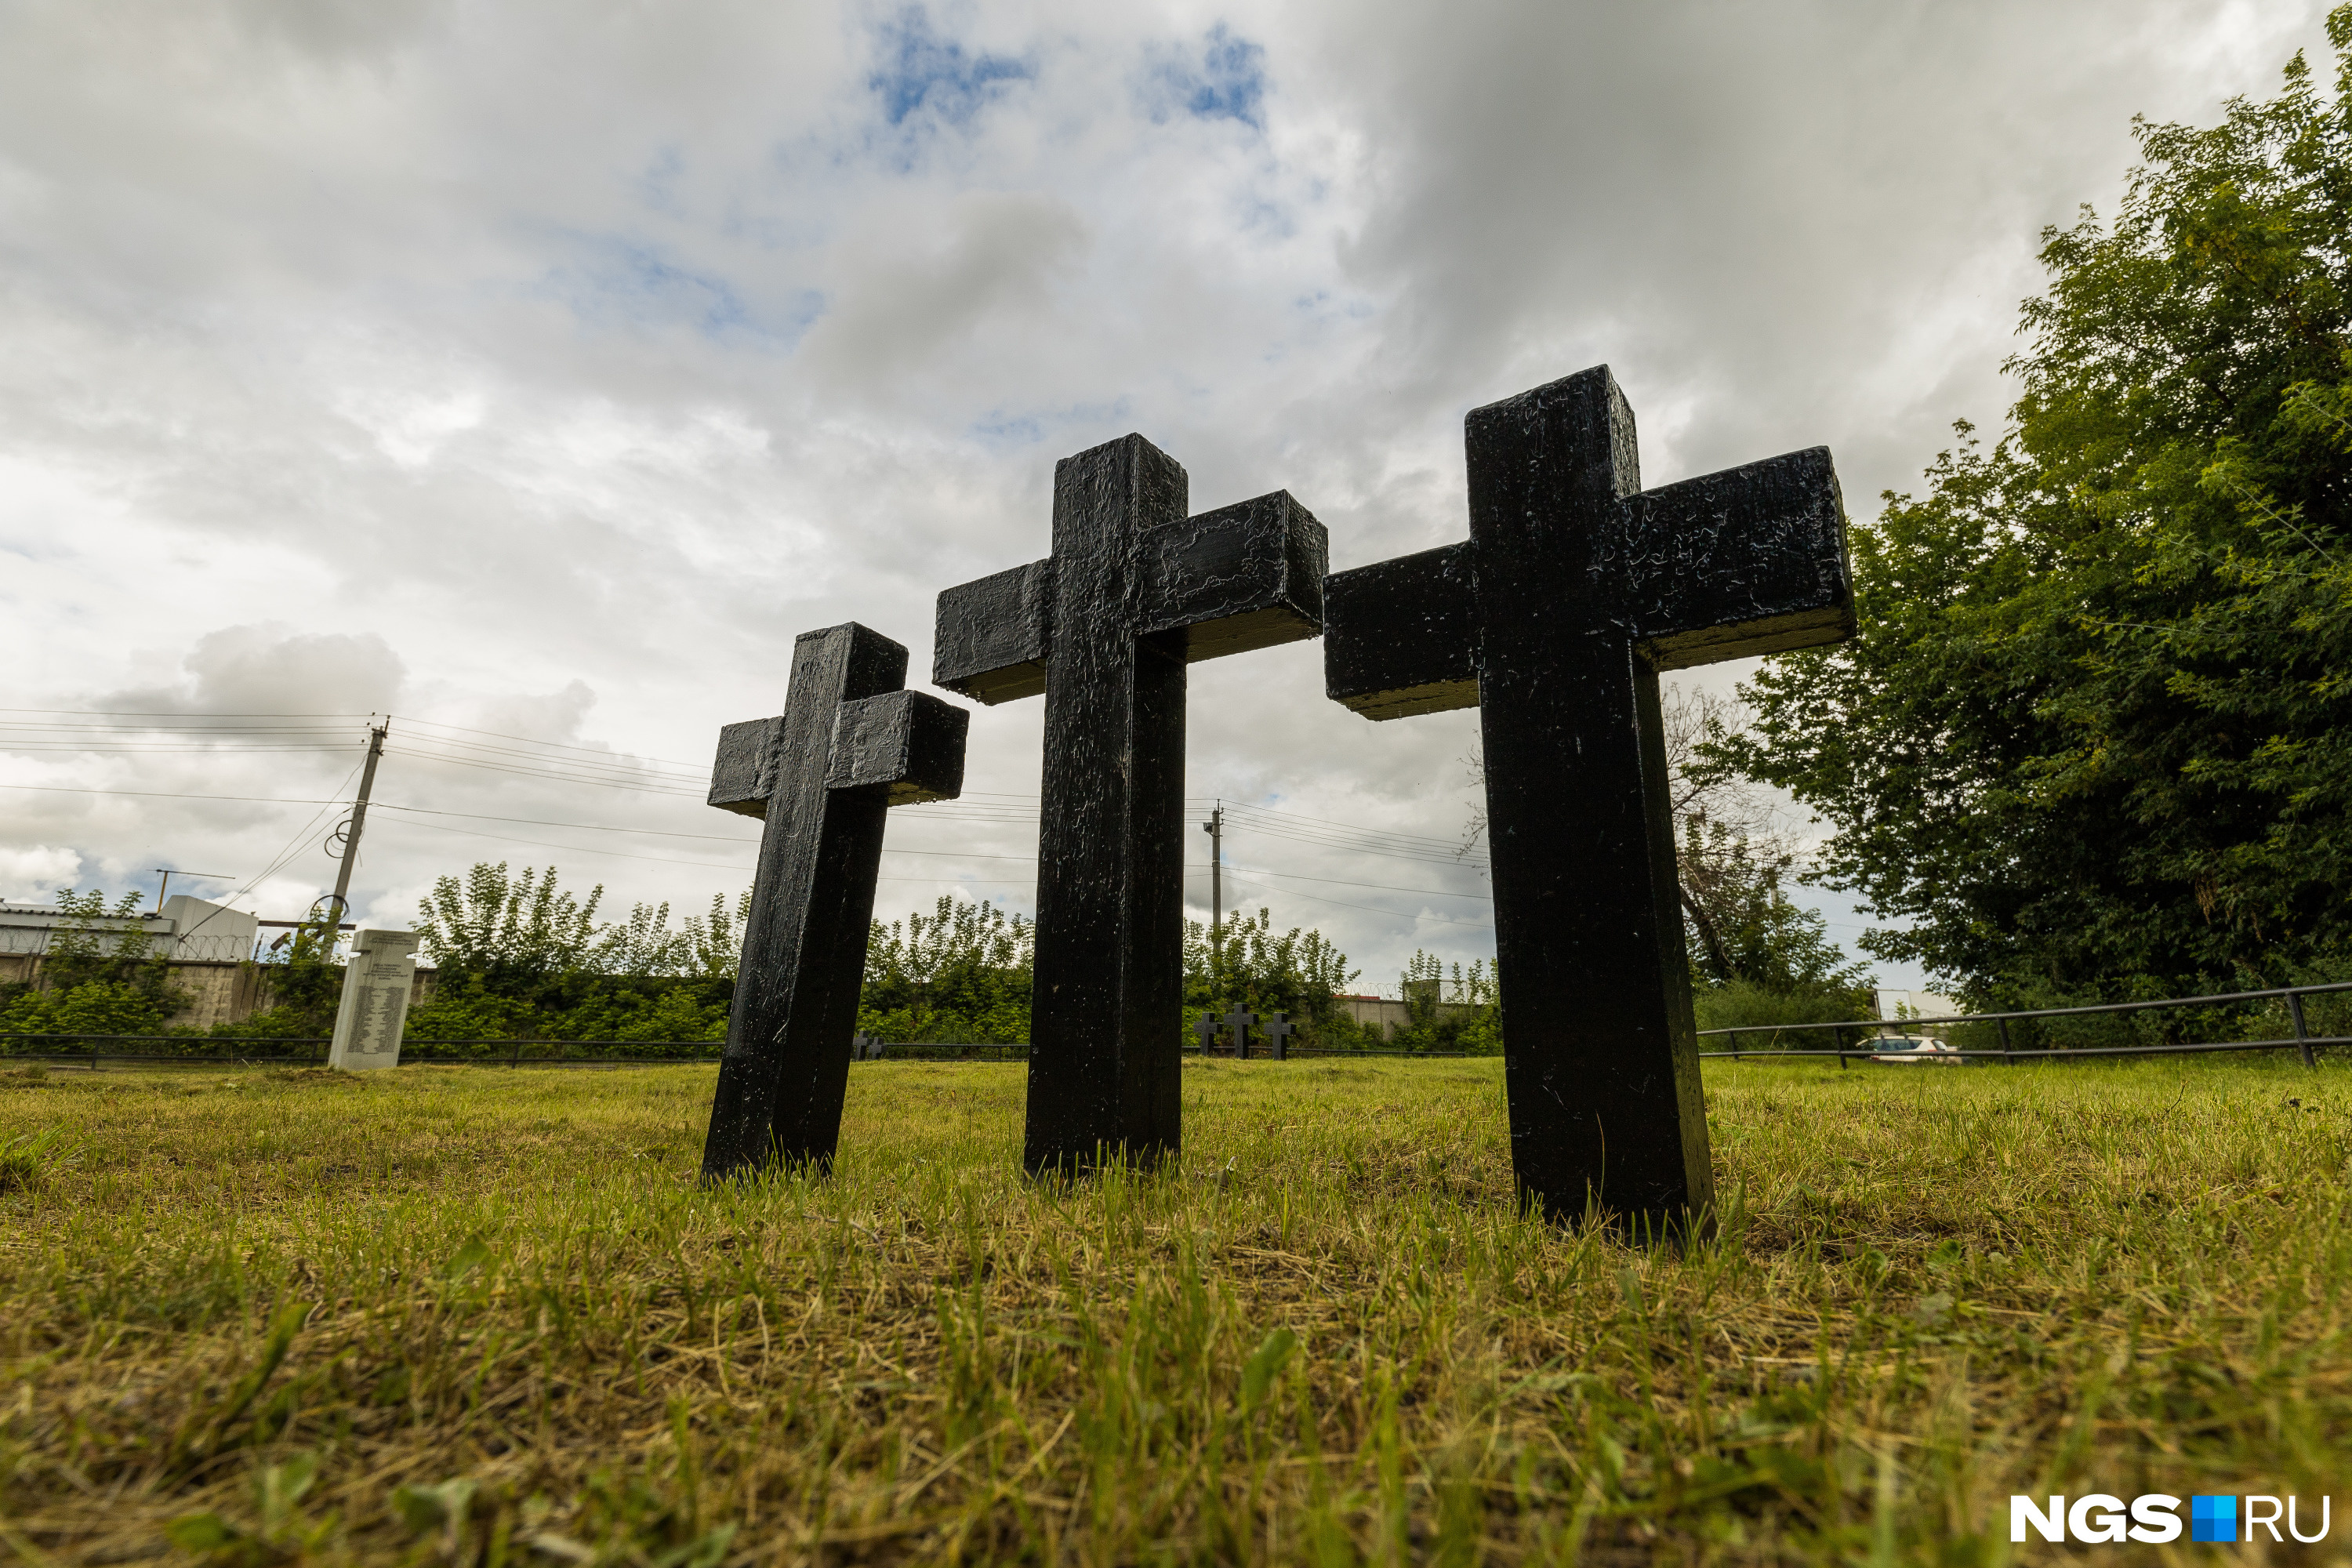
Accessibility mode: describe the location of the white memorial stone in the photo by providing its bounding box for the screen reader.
[328,928,422,1070]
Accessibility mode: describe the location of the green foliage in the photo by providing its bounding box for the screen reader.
[165,1452,333,1565]
[416,862,607,983]
[394,866,741,1049]
[210,915,352,1041]
[1381,949,1501,1054]
[1691,979,1875,1049]
[1712,12,2352,1004]
[593,891,753,979]
[1678,819,1875,1032]
[0,1126,77,1192]
[0,888,187,1046]
[858,896,1033,1044]
[1184,907,1370,1051]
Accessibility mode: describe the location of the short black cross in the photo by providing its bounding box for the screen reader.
[1192,1014,1221,1054]
[1221,1004,1258,1059]
[1259,1011,1294,1061]
[1323,367,1853,1235]
[699,622,967,1181]
[936,435,1327,1174]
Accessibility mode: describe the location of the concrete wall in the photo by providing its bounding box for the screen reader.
[0,954,286,1028]
[1338,994,1477,1040]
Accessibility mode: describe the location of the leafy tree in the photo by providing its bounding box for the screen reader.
[858,896,1033,1044]
[1710,10,2352,1005]
[1677,819,1873,1001]
[225,916,347,1039]
[0,890,187,1045]
[416,863,606,982]
[1184,907,1368,1050]
[399,864,739,1050]
[677,891,753,979]
[1468,681,1874,1011]
[1385,949,1501,1054]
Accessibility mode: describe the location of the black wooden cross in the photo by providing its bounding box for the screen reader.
[935,434,1327,1174]
[1221,1004,1258,1059]
[1192,1014,1221,1054]
[1260,1011,1294,1061]
[1324,367,1853,1234]
[699,622,967,1181]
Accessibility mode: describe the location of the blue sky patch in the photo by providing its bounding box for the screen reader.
[1145,24,1267,129]
[536,234,819,348]
[869,8,1032,128]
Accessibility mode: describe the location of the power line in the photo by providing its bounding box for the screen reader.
[1217,863,1492,900]
[1214,798,1472,851]
[0,782,351,805]
[1221,872,1495,931]
[0,708,369,718]
[393,713,711,770]
[377,815,1033,885]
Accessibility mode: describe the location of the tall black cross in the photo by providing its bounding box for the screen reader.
[935,434,1327,1174]
[699,622,967,1181]
[1324,367,1853,1234]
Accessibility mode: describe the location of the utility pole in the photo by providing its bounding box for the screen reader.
[1202,803,1223,938]
[1202,802,1224,1007]
[321,720,390,941]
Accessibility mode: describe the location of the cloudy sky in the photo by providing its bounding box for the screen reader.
[0,0,2333,995]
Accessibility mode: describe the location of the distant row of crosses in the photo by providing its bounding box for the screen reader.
[1193,1007,1294,1060]
[695,365,1855,1236]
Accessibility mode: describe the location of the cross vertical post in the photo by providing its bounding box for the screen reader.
[1324,366,1854,1236]
[937,438,1327,1174]
[699,622,967,1181]
[1220,1004,1257,1060]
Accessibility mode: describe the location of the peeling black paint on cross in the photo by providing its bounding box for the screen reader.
[936,435,1328,1174]
[699,622,968,1182]
[1323,366,1854,1235]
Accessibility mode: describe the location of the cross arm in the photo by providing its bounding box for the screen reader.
[934,557,1054,705]
[828,690,968,804]
[1137,491,1327,662]
[706,691,968,817]
[1616,446,1853,671]
[708,717,786,818]
[1323,541,1480,720]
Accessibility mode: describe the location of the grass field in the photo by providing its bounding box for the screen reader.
[2,1054,2348,1565]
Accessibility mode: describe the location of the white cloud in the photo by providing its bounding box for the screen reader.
[0,846,83,898]
[0,0,2336,991]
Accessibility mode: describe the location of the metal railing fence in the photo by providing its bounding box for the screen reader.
[0,1034,1487,1070]
[8,980,2345,1072]
[1700,979,2352,1069]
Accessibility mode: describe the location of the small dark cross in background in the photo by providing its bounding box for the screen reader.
[936,435,1327,1174]
[1260,1012,1294,1060]
[1192,1014,1221,1054]
[1324,366,1854,1234]
[699,623,967,1181]
[1220,1005,1258,1059]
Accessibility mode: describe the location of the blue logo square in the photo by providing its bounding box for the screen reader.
[2191,1495,2237,1544]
